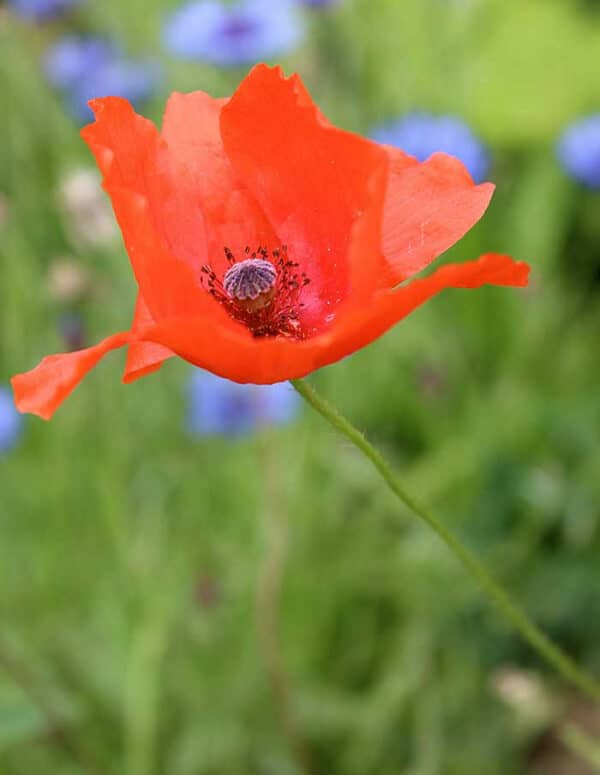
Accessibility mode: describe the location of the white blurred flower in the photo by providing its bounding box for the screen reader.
[47,257,91,303]
[491,666,560,733]
[493,667,543,706]
[58,167,117,247]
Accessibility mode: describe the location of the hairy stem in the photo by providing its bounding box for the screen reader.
[291,378,600,702]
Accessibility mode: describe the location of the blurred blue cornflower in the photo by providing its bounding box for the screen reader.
[164,0,303,66]
[8,0,80,21]
[187,370,301,436]
[371,113,490,183]
[44,36,161,122]
[556,115,600,189]
[45,36,116,90]
[68,59,161,121]
[0,387,22,454]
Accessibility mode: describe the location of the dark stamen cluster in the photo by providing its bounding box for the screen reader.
[201,245,310,339]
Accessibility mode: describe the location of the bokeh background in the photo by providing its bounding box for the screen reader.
[1,0,600,773]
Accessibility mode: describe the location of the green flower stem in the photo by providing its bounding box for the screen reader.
[560,723,600,769]
[291,378,600,703]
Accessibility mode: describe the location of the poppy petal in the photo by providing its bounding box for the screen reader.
[143,254,528,385]
[220,64,389,321]
[143,315,322,385]
[123,295,174,384]
[11,332,132,420]
[324,253,530,365]
[162,90,277,275]
[381,149,495,285]
[108,186,215,320]
[81,97,209,319]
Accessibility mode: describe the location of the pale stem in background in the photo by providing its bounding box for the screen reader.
[256,431,313,774]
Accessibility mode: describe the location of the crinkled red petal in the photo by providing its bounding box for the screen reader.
[123,294,174,384]
[381,149,495,285]
[11,332,132,420]
[324,253,530,363]
[220,64,389,327]
[81,97,210,320]
[162,90,276,276]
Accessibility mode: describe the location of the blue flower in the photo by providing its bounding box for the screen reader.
[556,115,600,189]
[67,58,161,122]
[44,36,115,90]
[371,113,490,183]
[0,387,22,453]
[186,370,300,436]
[8,0,80,21]
[44,36,161,123]
[164,0,303,66]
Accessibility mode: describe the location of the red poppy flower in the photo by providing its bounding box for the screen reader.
[12,64,529,420]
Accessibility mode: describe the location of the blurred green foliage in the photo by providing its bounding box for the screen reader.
[1,0,599,773]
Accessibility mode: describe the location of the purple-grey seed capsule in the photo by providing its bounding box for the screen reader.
[223,258,277,301]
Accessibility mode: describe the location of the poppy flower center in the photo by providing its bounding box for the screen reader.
[201,246,310,339]
[223,258,276,310]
